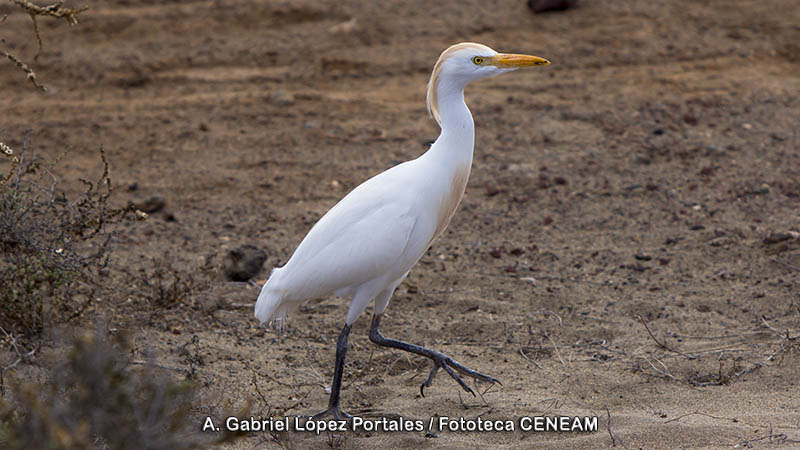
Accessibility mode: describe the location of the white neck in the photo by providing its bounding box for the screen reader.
[426,82,474,164]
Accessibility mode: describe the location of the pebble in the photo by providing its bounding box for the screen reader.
[763,231,795,245]
[528,0,578,13]
[223,245,268,282]
[133,195,166,213]
[269,90,295,106]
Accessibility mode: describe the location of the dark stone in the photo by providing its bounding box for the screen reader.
[223,245,268,281]
[764,232,793,245]
[133,195,166,213]
[528,0,578,13]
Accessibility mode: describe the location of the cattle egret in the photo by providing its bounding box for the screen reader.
[256,42,550,419]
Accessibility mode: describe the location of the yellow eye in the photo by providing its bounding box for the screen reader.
[472,56,484,65]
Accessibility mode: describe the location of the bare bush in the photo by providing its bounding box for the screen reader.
[0,137,127,338]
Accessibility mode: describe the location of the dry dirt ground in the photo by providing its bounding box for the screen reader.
[2,0,800,448]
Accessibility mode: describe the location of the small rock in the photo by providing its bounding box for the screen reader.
[751,184,770,195]
[763,231,795,245]
[634,254,652,261]
[329,17,358,34]
[223,245,268,282]
[699,166,715,177]
[269,90,295,106]
[528,0,578,13]
[485,185,502,196]
[133,195,166,213]
[709,236,732,247]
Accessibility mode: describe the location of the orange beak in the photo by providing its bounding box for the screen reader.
[488,53,550,68]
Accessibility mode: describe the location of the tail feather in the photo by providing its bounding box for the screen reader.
[254,268,298,331]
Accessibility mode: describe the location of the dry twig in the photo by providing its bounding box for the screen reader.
[638,315,692,358]
[2,0,88,87]
[734,433,795,448]
[771,258,800,272]
[664,409,739,424]
[545,333,566,367]
[605,406,629,449]
[0,48,45,90]
[642,355,677,381]
[518,348,543,369]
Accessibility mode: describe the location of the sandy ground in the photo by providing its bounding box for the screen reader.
[2,0,800,448]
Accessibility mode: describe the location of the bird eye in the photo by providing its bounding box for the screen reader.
[472,56,484,65]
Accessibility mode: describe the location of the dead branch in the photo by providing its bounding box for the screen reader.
[642,355,677,381]
[605,406,630,449]
[734,433,794,448]
[533,309,563,326]
[1,142,21,187]
[665,410,739,424]
[545,333,566,367]
[760,315,794,340]
[2,0,89,87]
[10,0,88,26]
[664,410,739,423]
[771,258,800,272]
[518,348,543,369]
[0,48,45,90]
[638,315,692,358]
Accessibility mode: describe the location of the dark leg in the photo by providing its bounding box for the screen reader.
[368,313,501,397]
[311,323,353,420]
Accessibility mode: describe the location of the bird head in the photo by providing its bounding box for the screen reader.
[427,42,550,125]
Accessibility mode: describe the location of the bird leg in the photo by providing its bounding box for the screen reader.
[310,323,353,421]
[368,313,501,397]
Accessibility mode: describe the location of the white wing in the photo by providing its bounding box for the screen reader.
[256,159,435,323]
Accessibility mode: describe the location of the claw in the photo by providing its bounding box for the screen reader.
[419,354,495,398]
[421,362,440,397]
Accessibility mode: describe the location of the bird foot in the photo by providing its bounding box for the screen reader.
[421,351,501,397]
[304,406,353,422]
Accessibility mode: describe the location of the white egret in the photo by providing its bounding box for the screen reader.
[256,42,550,419]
